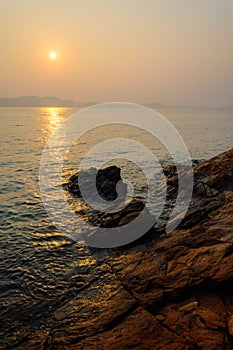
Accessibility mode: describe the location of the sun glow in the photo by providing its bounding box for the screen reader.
[50,51,57,60]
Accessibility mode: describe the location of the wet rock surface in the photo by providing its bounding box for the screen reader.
[6,149,233,349]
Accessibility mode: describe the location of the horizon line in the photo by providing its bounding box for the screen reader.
[0,96,232,110]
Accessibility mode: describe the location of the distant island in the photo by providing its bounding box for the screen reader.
[0,96,232,109]
[0,96,94,108]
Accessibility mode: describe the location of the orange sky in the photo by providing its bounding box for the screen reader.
[1,0,233,106]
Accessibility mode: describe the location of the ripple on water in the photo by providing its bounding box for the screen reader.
[0,107,232,346]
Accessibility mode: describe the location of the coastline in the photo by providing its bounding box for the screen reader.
[5,148,233,350]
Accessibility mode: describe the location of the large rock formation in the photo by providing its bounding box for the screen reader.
[9,148,233,349]
[64,164,145,229]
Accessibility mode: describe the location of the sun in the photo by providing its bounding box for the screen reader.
[49,51,57,60]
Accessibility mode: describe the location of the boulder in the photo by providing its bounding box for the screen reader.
[66,165,125,201]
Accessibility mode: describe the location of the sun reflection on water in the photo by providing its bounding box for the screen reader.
[40,107,81,138]
[47,107,62,130]
[40,106,83,141]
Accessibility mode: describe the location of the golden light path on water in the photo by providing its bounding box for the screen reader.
[42,107,64,131]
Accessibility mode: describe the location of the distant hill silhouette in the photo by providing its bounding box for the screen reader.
[0,96,232,109]
[143,102,233,110]
[0,96,94,108]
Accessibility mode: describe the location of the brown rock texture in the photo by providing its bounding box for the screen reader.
[10,148,233,349]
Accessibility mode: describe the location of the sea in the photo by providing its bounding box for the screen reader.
[0,106,233,346]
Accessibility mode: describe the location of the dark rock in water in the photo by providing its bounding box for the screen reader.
[65,164,158,247]
[82,199,156,248]
[66,165,125,201]
[64,164,155,247]
[97,165,121,185]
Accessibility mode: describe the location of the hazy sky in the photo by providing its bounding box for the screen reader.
[1,0,233,106]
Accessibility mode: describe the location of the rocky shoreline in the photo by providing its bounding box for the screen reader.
[11,148,233,349]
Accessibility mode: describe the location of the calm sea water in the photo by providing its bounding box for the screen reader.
[0,106,233,346]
